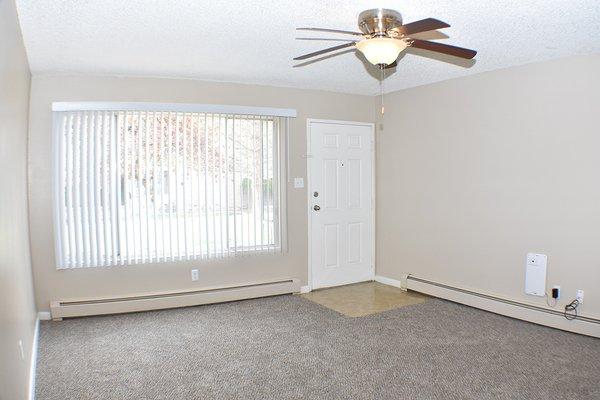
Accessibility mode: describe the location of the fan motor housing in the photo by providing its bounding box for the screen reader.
[358,8,403,36]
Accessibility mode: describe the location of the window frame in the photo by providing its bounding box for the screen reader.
[52,102,295,269]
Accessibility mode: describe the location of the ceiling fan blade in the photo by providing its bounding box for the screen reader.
[296,37,356,42]
[397,18,450,35]
[296,27,363,36]
[410,39,477,59]
[293,42,356,60]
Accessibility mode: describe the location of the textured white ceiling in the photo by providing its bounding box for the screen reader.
[15,0,600,95]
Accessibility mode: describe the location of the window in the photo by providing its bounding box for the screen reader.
[52,102,294,269]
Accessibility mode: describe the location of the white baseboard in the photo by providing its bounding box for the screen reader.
[300,285,311,294]
[406,276,600,338]
[51,279,300,319]
[28,318,40,400]
[374,275,403,289]
[37,312,51,321]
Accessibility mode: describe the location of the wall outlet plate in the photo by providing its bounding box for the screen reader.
[293,177,304,189]
[191,269,199,281]
[576,289,584,304]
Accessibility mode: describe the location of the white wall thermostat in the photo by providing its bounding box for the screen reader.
[525,253,547,297]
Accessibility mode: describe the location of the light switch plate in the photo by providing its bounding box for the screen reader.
[294,177,304,188]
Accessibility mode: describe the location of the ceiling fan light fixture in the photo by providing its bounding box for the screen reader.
[356,37,407,66]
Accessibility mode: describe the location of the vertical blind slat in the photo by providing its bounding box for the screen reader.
[87,112,97,267]
[272,118,278,254]
[122,111,130,264]
[134,112,142,263]
[190,113,197,259]
[144,111,151,263]
[72,112,80,266]
[81,112,88,265]
[265,116,270,253]
[111,112,120,265]
[239,115,243,254]
[244,117,251,253]
[204,113,210,257]
[211,113,217,257]
[159,112,166,261]
[182,113,189,260]
[218,115,224,257]
[173,113,181,260]
[93,112,103,265]
[195,113,202,259]
[130,112,137,263]
[252,116,258,253]
[67,113,76,266]
[138,112,145,263]
[59,114,68,264]
[165,112,171,261]
[273,117,281,255]
[232,116,237,255]
[53,115,65,267]
[131,111,138,264]
[259,117,265,251]
[151,112,159,261]
[88,112,97,264]
[224,116,230,257]
[100,112,109,265]
[73,112,83,266]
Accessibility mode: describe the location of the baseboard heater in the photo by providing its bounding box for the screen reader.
[50,278,301,320]
[405,275,600,338]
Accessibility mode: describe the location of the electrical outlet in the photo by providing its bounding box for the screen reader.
[18,340,25,361]
[576,289,584,304]
[191,269,199,281]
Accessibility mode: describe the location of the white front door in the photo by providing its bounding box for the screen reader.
[308,120,374,289]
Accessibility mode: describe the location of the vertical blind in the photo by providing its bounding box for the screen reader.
[53,105,290,269]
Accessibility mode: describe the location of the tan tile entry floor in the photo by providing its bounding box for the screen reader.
[300,281,429,317]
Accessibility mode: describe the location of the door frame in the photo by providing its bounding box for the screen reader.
[306,118,376,292]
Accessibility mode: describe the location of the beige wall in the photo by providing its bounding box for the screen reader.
[377,54,600,319]
[26,39,600,330]
[0,0,36,399]
[28,74,376,311]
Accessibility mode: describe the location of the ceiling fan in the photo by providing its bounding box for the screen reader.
[294,8,477,66]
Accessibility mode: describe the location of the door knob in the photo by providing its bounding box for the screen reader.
[313,205,321,211]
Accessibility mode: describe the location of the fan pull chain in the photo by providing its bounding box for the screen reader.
[380,65,385,115]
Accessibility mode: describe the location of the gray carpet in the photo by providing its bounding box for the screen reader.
[36,295,600,400]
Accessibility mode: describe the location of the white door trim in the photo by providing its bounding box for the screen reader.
[306,118,376,291]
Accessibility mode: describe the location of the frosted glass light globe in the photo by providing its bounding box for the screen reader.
[356,38,407,66]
